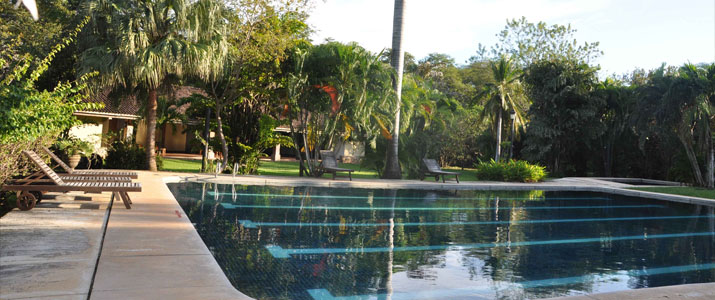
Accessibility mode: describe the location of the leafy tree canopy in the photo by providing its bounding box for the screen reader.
[0,0,82,90]
[522,59,605,175]
[475,17,602,67]
[1,19,100,184]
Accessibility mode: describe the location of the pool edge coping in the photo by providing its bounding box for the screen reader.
[168,173,714,207]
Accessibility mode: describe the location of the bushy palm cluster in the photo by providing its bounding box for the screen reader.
[79,0,227,171]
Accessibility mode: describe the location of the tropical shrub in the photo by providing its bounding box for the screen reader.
[54,135,94,157]
[474,160,547,182]
[0,19,99,185]
[234,115,293,175]
[104,140,164,170]
[286,42,394,177]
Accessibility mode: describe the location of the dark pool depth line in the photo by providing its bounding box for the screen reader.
[265,231,715,258]
[221,203,665,211]
[306,262,715,300]
[206,191,613,201]
[239,214,715,228]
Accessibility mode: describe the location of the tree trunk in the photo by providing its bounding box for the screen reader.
[494,111,502,162]
[302,129,314,176]
[288,120,305,177]
[146,89,158,171]
[603,135,615,177]
[383,0,406,179]
[201,108,211,173]
[707,132,714,189]
[216,102,229,172]
[604,144,613,177]
[679,136,705,186]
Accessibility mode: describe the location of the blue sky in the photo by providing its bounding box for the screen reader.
[307,0,715,77]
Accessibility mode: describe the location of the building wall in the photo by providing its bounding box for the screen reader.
[135,121,189,153]
[70,116,107,156]
[135,121,147,148]
[333,141,365,164]
[164,124,187,152]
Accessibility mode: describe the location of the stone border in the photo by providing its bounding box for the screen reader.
[170,174,714,207]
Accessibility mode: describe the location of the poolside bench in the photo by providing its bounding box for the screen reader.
[42,147,138,179]
[2,151,141,210]
[422,158,459,183]
[321,153,354,181]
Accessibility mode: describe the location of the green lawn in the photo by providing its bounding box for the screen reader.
[161,158,205,173]
[160,157,380,179]
[257,160,380,179]
[160,157,478,181]
[630,187,715,199]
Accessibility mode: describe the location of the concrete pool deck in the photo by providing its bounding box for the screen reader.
[89,172,251,300]
[0,192,110,299]
[1,172,713,299]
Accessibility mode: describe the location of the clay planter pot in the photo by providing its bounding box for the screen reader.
[68,154,81,169]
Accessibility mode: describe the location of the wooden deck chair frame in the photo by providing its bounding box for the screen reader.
[321,152,354,181]
[42,146,138,179]
[2,151,141,210]
[422,158,459,183]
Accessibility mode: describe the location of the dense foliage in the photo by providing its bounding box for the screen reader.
[522,59,606,175]
[0,19,99,185]
[3,8,712,187]
[104,139,163,170]
[286,42,394,177]
[474,160,547,182]
[79,0,227,171]
[0,0,82,90]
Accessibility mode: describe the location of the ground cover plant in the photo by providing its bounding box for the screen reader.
[474,160,547,182]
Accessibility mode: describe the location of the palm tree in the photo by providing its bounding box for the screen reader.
[479,55,526,161]
[79,0,225,171]
[383,0,406,179]
[636,64,714,188]
[668,64,713,188]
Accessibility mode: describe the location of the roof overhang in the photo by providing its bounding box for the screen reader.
[74,111,139,120]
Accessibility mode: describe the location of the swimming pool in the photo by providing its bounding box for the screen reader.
[168,182,715,300]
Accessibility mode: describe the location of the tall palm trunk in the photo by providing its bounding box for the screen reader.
[707,127,714,188]
[383,0,406,179]
[679,135,705,186]
[146,89,158,171]
[215,102,229,171]
[495,111,502,161]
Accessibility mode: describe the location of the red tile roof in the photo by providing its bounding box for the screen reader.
[78,86,207,117]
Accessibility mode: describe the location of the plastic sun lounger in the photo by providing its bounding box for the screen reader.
[322,155,354,181]
[42,146,138,179]
[2,150,141,210]
[422,158,459,183]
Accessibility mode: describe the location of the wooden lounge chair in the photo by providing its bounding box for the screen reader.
[13,152,134,184]
[321,154,354,181]
[2,151,141,210]
[422,158,459,183]
[42,146,138,179]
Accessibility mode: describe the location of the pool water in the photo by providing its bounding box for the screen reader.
[168,183,715,300]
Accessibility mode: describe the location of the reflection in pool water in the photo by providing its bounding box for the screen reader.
[168,183,715,300]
